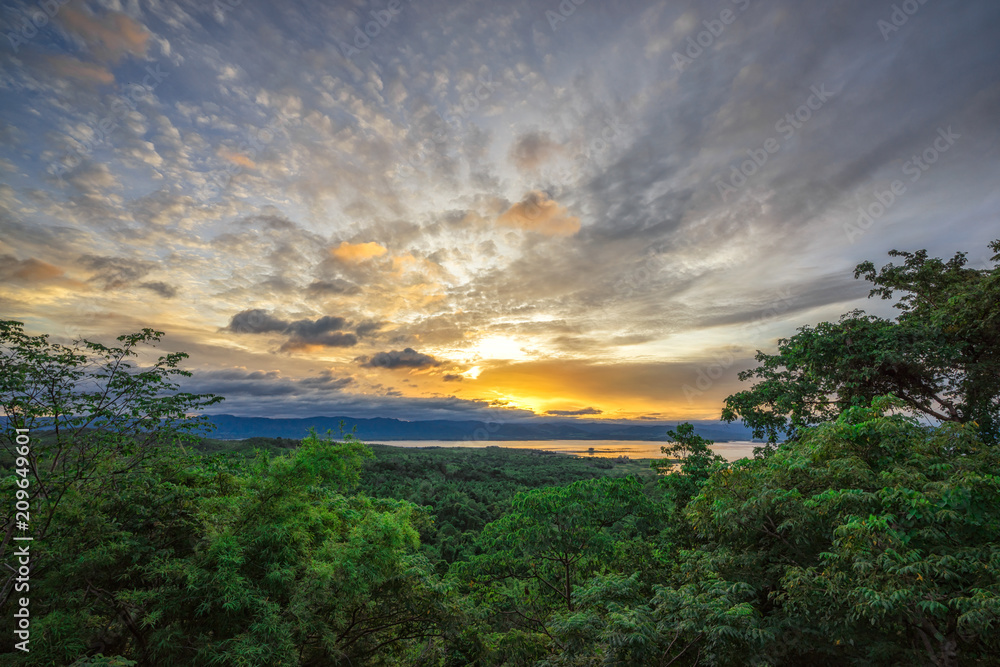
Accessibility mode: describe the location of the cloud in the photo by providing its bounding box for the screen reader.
[286,315,349,338]
[0,256,65,283]
[355,320,384,337]
[279,333,358,352]
[2,0,999,424]
[545,407,603,416]
[307,280,362,296]
[359,348,442,369]
[179,368,353,399]
[331,241,388,263]
[298,371,354,390]
[219,149,257,169]
[442,373,464,382]
[66,162,119,195]
[498,191,581,237]
[224,309,358,351]
[44,55,115,85]
[225,309,289,334]
[80,255,155,290]
[138,281,178,298]
[57,5,151,62]
[509,131,561,170]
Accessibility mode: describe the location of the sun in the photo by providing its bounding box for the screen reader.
[472,335,529,361]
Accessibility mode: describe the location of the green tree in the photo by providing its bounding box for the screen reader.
[855,241,1000,443]
[0,323,452,665]
[457,476,643,663]
[651,423,727,509]
[690,397,1000,664]
[0,322,221,606]
[722,241,1000,444]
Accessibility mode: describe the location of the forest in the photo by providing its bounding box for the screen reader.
[1,241,998,666]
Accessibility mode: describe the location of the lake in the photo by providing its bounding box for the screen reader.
[370,439,762,461]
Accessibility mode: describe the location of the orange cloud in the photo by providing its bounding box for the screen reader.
[498,191,581,237]
[58,6,150,62]
[331,241,388,263]
[46,54,114,85]
[8,258,65,282]
[219,149,257,170]
[467,358,746,420]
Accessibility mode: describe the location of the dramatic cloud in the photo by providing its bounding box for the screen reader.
[331,241,388,264]
[359,348,443,370]
[179,369,353,400]
[80,255,156,291]
[285,316,349,339]
[307,280,361,296]
[2,0,998,421]
[497,191,581,237]
[225,310,358,350]
[138,281,178,298]
[509,131,561,171]
[225,309,290,334]
[280,333,358,352]
[56,5,151,62]
[0,256,65,283]
[545,407,604,416]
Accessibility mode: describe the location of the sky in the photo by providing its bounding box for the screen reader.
[1,0,998,422]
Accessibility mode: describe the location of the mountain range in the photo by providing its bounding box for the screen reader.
[198,415,759,442]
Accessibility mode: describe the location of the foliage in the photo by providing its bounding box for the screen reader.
[855,240,1000,443]
[356,444,652,567]
[0,321,222,609]
[722,240,1000,444]
[456,476,650,664]
[0,324,451,665]
[651,423,728,510]
[1,429,452,665]
[689,397,1000,665]
[3,238,999,667]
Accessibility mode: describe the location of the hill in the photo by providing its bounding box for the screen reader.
[198,414,757,441]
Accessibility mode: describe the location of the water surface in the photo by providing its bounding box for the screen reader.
[371,439,761,461]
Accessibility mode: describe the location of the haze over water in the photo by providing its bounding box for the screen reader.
[372,440,760,461]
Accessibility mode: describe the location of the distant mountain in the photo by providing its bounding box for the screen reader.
[198,415,759,442]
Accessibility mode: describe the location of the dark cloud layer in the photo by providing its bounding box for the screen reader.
[80,255,156,290]
[225,309,358,350]
[545,407,603,416]
[359,348,442,370]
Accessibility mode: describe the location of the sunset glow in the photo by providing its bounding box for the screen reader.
[1,0,997,424]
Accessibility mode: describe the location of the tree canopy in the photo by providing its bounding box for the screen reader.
[2,240,999,665]
[722,240,1000,444]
